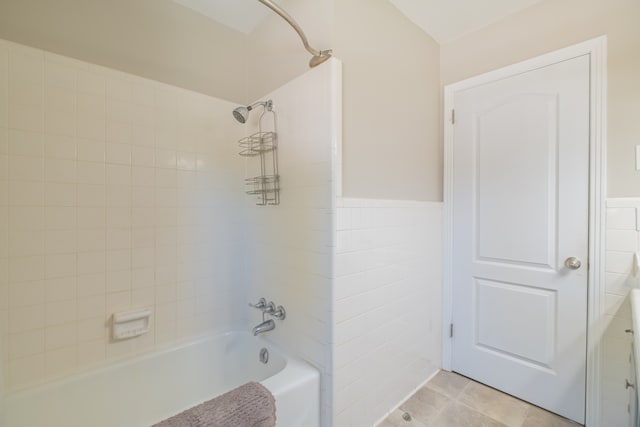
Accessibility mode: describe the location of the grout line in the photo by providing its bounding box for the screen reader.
[454,381,527,427]
[426,396,454,427]
[452,392,518,427]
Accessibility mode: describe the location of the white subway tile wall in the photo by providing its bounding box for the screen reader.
[602,199,640,427]
[0,39,247,391]
[333,199,442,427]
[243,61,340,427]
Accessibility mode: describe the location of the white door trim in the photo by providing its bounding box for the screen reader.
[442,36,607,427]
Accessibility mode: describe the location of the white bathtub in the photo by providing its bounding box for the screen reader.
[3,331,319,427]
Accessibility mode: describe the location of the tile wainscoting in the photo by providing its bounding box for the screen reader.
[333,198,443,426]
[602,198,640,427]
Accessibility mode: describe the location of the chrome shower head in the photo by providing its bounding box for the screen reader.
[309,50,332,68]
[232,100,272,124]
[233,106,249,124]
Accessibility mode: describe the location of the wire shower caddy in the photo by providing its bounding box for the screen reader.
[238,100,280,205]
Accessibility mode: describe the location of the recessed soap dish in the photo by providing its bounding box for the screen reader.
[112,308,152,340]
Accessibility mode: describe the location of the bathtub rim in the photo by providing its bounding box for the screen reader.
[3,329,311,402]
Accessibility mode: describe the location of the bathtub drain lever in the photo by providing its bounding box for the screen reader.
[259,348,269,364]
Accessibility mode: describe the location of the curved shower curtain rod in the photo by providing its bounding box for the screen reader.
[257,0,332,68]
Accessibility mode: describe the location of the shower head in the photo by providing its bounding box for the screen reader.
[232,100,273,124]
[233,106,250,124]
[309,50,332,68]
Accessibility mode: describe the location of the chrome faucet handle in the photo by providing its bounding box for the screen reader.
[251,299,285,320]
[272,305,286,320]
[264,301,277,315]
[249,298,267,310]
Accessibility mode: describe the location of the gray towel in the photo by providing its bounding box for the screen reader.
[152,382,276,427]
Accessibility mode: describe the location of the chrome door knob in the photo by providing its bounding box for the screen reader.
[564,257,582,270]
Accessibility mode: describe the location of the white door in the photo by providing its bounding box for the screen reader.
[451,54,590,423]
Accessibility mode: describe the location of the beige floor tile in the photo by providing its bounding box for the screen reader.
[521,405,582,427]
[430,401,510,427]
[380,375,585,427]
[378,409,428,427]
[426,370,470,399]
[399,386,450,425]
[457,381,530,427]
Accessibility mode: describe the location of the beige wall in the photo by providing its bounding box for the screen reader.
[334,0,441,201]
[0,0,248,104]
[441,0,640,197]
[247,0,442,202]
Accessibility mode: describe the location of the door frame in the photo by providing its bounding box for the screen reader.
[442,36,607,426]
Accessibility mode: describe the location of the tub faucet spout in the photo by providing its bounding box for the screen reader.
[253,319,275,336]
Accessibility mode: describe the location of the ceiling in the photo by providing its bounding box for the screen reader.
[173,0,543,43]
[387,0,543,43]
[173,0,270,34]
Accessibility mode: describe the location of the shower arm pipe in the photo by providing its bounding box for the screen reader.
[247,100,272,112]
[257,0,328,58]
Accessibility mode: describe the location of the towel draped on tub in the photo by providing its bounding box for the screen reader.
[152,381,276,427]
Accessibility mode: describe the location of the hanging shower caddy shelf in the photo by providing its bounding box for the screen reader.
[238,100,280,206]
[238,131,277,157]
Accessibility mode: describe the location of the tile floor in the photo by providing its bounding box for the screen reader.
[379,371,582,427]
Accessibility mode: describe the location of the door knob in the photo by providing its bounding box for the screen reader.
[564,257,582,270]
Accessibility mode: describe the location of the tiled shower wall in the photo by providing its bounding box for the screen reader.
[0,39,247,391]
[333,199,442,426]
[602,198,640,427]
[244,60,340,427]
